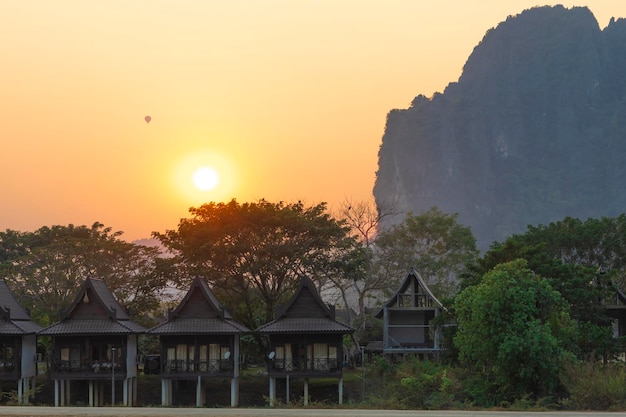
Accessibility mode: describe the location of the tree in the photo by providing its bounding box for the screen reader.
[495,215,626,271]
[317,199,397,349]
[463,215,626,359]
[374,207,479,298]
[154,199,352,332]
[0,223,169,326]
[329,200,396,316]
[454,259,573,403]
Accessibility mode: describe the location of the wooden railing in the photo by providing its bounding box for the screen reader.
[0,361,16,373]
[163,359,232,374]
[270,357,340,373]
[52,359,125,374]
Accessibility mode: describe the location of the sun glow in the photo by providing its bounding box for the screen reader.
[174,151,237,204]
[192,166,219,191]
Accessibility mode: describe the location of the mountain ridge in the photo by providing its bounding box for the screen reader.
[374,5,626,251]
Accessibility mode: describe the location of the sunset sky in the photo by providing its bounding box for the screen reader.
[2,1,626,241]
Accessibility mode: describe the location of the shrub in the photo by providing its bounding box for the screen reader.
[561,359,626,410]
[361,357,465,409]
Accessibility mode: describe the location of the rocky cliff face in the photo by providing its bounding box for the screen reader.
[374,5,626,251]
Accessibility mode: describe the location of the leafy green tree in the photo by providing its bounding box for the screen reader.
[522,215,626,270]
[454,259,574,403]
[463,215,626,359]
[0,223,169,326]
[374,207,479,298]
[154,199,352,331]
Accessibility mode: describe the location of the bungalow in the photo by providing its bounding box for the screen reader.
[147,277,249,407]
[375,268,445,359]
[256,276,354,406]
[39,278,145,407]
[605,282,626,358]
[0,280,42,404]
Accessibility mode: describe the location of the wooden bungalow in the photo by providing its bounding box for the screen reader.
[0,280,42,404]
[39,278,145,407]
[256,276,354,406]
[375,268,444,359]
[606,285,626,333]
[605,283,626,358]
[147,277,249,407]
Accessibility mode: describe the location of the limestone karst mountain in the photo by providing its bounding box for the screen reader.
[374,5,626,251]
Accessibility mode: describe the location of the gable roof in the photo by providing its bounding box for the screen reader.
[615,285,626,305]
[375,268,443,318]
[606,280,626,308]
[171,276,231,319]
[0,281,31,321]
[65,278,130,320]
[39,278,145,336]
[256,277,353,334]
[148,277,249,335]
[0,280,42,335]
[276,276,333,319]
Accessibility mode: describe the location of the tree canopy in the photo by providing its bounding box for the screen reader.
[454,259,574,403]
[374,207,479,298]
[154,199,353,331]
[0,222,169,326]
[463,215,625,359]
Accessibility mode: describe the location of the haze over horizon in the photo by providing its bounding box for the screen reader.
[3,1,626,241]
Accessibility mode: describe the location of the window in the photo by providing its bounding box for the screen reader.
[274,346,285,369]
[220,346,230,370]
[166,347,176,372]
[0,344,15,372]
[209,344,220,372]
[199,345,208,371]
[284,343,292,370]
[313,343,328,371]
[329,346,338,371]
[176,344,188,372]
[188,344,195,371]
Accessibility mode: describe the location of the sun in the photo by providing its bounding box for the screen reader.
[192,166,219,191]
[173,151,237,204]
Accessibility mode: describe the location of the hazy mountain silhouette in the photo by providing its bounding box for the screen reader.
[374,5,626,251]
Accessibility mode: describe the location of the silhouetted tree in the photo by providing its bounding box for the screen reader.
[0,222,169,326]
[154,199,352,332]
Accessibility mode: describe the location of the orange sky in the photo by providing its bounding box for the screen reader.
[2,1,626,241]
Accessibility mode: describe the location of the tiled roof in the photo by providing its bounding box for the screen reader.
[0,320,42,335]
[148,318,249,335]
[39,319,145,335]
[148,277,249,336]
[0,281,31,321]
[12,320,43,334]
[0,280,43,335]
[256,317,353,334]
[365,340,384,352]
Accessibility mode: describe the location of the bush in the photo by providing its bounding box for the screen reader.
[561,359,626,410]
[362,357,465,409]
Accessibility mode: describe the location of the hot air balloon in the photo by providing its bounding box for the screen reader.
[144,115,151,124]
